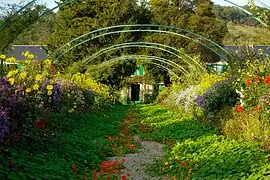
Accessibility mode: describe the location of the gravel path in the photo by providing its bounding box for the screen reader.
[109,136,169,180]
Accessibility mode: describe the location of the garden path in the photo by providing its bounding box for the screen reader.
[109,136,169,180]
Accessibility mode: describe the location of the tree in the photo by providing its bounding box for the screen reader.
[13,12,56,45]
[48,0,150,88]
[188,0,228,63]
[0,3,48,52]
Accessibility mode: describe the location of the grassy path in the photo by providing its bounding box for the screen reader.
[135,105,270,179]
[1,104,270,179]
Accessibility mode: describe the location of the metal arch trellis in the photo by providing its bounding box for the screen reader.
[50,24,232,60]
[147,62,179,79]
[93,56,180,78]
[52,29,226,62]
[81,42,207,76]
[95,55,189,77]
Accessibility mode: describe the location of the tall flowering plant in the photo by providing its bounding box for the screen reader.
[233,57,270,121]
[0,52,60,143]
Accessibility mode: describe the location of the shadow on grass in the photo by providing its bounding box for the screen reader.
[0,105,132,179]
[135,104,217,142]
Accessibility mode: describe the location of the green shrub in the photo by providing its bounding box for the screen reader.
[221,110,270,145]
[144,93,156,104]
[196,79,238,120]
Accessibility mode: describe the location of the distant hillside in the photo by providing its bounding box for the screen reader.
[223,23,270,45]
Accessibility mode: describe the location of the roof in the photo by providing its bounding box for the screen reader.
[6,45,48,61]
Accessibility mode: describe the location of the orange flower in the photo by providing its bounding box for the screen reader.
[255,77,261,83]
[246,79,252,86]
[235,105,244,112]
[265,76,270,85]
[254,106,262,111]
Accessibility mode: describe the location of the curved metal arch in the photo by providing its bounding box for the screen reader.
[147,62,179,78]
[49,24,231,58]
[52,29,224,62]
[81,42,207,75]
[93,57,179,78]
[96,55,189,76]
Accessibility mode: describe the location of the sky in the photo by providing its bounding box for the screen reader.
[0,0,269,10]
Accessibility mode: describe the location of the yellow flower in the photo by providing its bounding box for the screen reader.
[165,162,169,165]
[73,105,77,109]
[67,93,70,97]
[46,85,53,91]
[23,51,30,57]
[7,71,14,77]
[25,88,31,93]
[44,59,51,66]
[35,74,42,81]
[43,71,49,76]
[25,60,31,64]
[37,91,42,94]
[8,78,14,85]
[0,54,6,59]
[49,79,54,84]
[47,90,52,96]
[33,84,39,90]
[27,54,34,59]
[19,72,27,79]
[6,57,16,63]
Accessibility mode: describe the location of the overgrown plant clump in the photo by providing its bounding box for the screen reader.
[0,52,113,146]
[195,79,238,120]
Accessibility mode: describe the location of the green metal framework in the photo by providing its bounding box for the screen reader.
[82,42,206,75]
[95,55,185,77]
[51,25,231,61]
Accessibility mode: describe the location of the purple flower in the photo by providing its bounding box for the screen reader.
[196,95,206,108]
[0,107,9,142]
[52,83,62,106]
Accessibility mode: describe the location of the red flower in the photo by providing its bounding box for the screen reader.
[255,77,261,83]
[254,106,262,111]
[71,164,77,169]
[35,120,45,130]
[122,157,126,163]
[180,161,187,166]
[236,105,244,112]
[127,144,135,150]
[121,176,127,180]
[123,128,128,133]
[265,76,270,85]
[127,172,131,176]
[246,79,252,86]
[92,170,97,179]
[127,136,132,141]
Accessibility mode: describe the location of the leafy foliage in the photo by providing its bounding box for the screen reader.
[136,105,270,179]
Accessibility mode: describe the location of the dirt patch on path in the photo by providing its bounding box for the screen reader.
[109,136,169,180]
